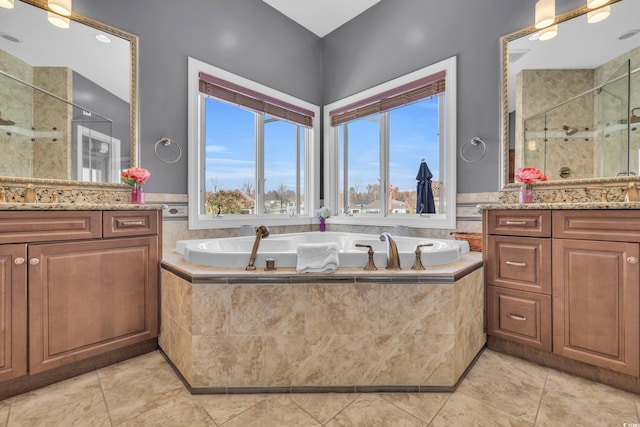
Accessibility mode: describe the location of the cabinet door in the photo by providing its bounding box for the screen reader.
[0,244,27,381]
[553,239,640,376]
[28,237,158,374]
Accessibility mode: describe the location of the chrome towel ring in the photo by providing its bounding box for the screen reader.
[460,137,486,163]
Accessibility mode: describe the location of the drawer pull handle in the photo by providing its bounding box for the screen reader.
[505,261,527,267]
[29,258,40,265]
[505,220,527,225]
[506,313,527,321]
[14,257,25,265]
[627,256,638,265]
[118,220,146,228]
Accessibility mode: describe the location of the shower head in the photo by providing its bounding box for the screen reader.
[0,112,15,126]
[563,125,579,136]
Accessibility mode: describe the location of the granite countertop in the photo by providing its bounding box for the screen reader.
[480,202,640,210]
[0,203,166,211]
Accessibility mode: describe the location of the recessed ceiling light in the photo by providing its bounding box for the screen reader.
[528,32,540,41]
[94,34,111,44]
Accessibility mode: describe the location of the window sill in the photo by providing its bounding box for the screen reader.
[328,214,455,229]
[188,215,315,230]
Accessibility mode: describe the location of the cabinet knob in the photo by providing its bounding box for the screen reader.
[627,256,638,264]
[29,258,40,265]
[14,257,25,265]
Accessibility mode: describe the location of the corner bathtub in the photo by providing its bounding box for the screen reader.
[176,231,470,269]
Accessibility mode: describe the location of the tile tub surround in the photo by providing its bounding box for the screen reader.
[159,252,485,393]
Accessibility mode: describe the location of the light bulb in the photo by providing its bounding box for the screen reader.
[535,0,555,29]
[0,0,14,10]
[48,11,70,29]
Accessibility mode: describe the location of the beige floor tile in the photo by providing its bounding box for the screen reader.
[324,394,427,426]
[117,394,215,427]
[0,401,8,427]
[455,349,547,423]
[290,393,359,424]
[380,393,450,424]
[8,371,102,410]
[98,351,188,425]
[8,391,111,427]
[430,393,533,427]
[220,395,321,426]
[192,394,270,425]
[536,370,639,427]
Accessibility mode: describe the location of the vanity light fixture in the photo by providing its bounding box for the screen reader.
[587,5,610,23]
[538,24,558,41]
[0,0,14,9]
[48,0,71,16]
[535,0,555,29]
[47,11,69,29]
[587,0,609,9]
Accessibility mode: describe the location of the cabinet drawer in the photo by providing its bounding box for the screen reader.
[0,211,101,244]
[487,285,551,351]
[487,210,551,237]
[553,210,640,243]
[103,211,158,238]
[486,235,551,294]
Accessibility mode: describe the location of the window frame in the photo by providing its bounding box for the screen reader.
[323,56,457,229]
[187,57,321,230]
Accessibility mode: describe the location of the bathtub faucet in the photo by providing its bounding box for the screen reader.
[246,225,270,271]
[379,232,401,270]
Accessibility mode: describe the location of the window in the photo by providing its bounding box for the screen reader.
[324,56,457,229]
[188,58,320,230]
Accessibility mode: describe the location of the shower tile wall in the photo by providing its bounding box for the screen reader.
[517,68,594,180]
[0,51,73,180]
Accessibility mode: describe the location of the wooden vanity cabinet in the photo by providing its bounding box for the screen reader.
[0,209,160,398]
[485,210,552,351]
[485,208,640,380]
[552,210,640,377]
[0,244,27,382]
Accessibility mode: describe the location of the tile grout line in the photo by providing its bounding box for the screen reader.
[95,370,115,427]
[319,393,362,425]
[380,393,449,425]
[533,369,550,426]
[425,392,453,426]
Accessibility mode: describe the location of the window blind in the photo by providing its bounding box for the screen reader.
[199,72,314,127]
[329,71,445,127]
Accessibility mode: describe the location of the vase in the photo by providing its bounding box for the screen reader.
[131,187,145,204]
[518,186,534,204]
[318,219,326,232]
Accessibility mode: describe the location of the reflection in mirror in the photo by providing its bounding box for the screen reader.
[501,0,640,187]
[0,0,138,185]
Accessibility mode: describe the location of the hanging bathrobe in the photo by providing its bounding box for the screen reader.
[416,160,435,214]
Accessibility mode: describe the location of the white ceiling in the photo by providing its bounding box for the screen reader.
[262,0,382,37]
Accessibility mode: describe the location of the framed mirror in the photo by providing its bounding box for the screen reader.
[0,0,138,185]
[500,0,640,188]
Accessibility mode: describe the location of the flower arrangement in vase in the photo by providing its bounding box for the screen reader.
[313,206,332,232]
[515,167,547,203]
[121,167,150,204]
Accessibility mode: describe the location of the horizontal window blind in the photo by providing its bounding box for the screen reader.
[199,72,314,127]
[329,71,445,126]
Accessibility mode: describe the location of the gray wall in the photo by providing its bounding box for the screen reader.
[73,0,585,194]
[74,0,322,194]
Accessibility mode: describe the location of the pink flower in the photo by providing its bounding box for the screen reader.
[515,167,547,187]
[121,167,150,187]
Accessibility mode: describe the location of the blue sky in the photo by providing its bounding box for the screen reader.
[204,96,440,194]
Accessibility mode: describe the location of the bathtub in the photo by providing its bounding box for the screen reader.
[176,231,470,269]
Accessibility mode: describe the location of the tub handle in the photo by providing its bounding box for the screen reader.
[355,244,377,271]
[506,313,527,321]
[411,244,434,270]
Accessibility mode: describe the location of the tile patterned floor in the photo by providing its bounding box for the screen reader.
[1,349,639,426]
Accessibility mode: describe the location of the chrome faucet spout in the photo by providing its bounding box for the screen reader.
[246,225,270,270]
[380,232,401,270]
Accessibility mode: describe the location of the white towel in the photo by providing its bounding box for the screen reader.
[296,242,340,273]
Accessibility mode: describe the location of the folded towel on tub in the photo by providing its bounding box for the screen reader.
[296,242,340,273]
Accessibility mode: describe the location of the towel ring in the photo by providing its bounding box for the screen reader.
[460,137,486,163]
[154,137,182,164]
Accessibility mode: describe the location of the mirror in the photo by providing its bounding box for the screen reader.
[501,0,640,187]
[0,0,138,185]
